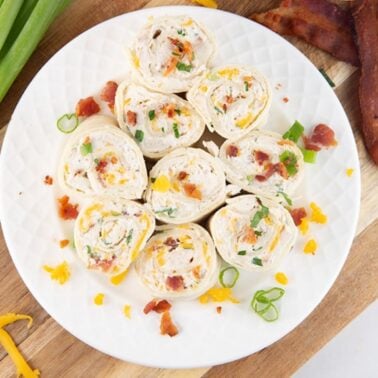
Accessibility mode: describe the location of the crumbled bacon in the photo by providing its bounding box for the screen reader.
[75,96,100,117]
[225,95,234,104]
[216,306,222,314]
[254,150,270,165]
[222,103,227,112]
[164,56,178,76]
[256,162,289,182]
[110,156,118,164]
[126,110,137,126]
[282,97,289,103]
[303,136,321,151]
[100,81,118,108]
[95,259,114,272]
[226,144,239,158]
[44,175,53,185]
[162,103,175,118]
[143,299,172,314]
[95,160,108,173]
[192,265,201,280]
[164,237,179,251]
[183,183,202,200]
[166,275,184,291]
[160,311,178,337]
[168,37,184,52]
[275,162,289,179]
[304,124,337,151]
[57,196,79,220]
[177,171,188,180]
[242,226,257,244]
[290,207,307,226]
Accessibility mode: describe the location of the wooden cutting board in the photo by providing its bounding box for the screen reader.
[0,1,377,376]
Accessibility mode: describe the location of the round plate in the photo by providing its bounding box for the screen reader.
[0,6,360,368]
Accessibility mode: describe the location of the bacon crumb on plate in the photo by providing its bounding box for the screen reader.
[143,299,172,314]
[304,124,337,151]
[282,97,289,103]
[100,81,118,107]
[44,175,53,185]
[57,195,79,220]
[290,207,307,226]
[160,311,178,337]
[166,275,185,291]
[75,96,100,117]
[216,306,222,314]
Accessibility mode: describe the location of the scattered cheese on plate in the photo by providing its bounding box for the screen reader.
[43,261,70,284]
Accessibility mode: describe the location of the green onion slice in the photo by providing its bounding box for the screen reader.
[252,257,263,266]
[251,287,285,322]
[80,142,92,156]
[135,129,144,143]
[57,113,79,133]
[173,123,180,138]
[300,147,317,164]
[176,62,192,72]
[148,110,155,120]
[277,191,292,206]
[279,150,298,176]
[282,120,304,143]
[219,266,239,288]
[250,203,269,228]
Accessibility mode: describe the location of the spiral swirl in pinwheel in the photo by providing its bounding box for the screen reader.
[219,130,304,201]
[129,15,216,93]
[135,223,219,299]
[187,65,271,139]
[58,116,147,199]
[115,80,205,159]
[74,198,155,274]
[144,147,226,224]
[209,195,297,272]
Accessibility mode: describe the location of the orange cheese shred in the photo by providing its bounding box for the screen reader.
[199,287,239,304]
[43,261,70,284]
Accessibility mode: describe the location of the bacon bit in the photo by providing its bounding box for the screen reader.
[75,96,100,117]
[164,56,178,76]
[222,103,227,112]
[57,195,79,220]
[168,37,184,52]
[126,110,137,126]
[110,156,118,164]
[256,162,289,182]
[160,311,178,337]
[275,162,289,179]
[143,299,172,314]
[44,175,53,185]
[255,174,267,182]
[282,97,289,103]
[59,239,70,248]
[183,182,202,200]
[242,226,257,244]
[254,150,270,165]
[162,103,176,118]
[95,259,114,272]
[303,136,321,151]
[216,306,222,314]
[153,29,161,39]
[192,265,201,280]
[166,275,185,291]
[95,159,108,173]
[164,237,179,251]
[226,144,239,158]
[177,171,188,180]
[304,124,337,150]
[100,81,118,107]
[290,207,307,226]
[225,95,234,104]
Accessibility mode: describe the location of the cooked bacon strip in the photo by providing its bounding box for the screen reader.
[166,275,185,291]
[177,171,188,180]
[75,96,100,117]
[160,311,178,337]
[44,175,53,185]
[353,0,378,164]
[100,81,118,107]
[57,195,79,220]
[290,207,307,226]
[143,299,172,314]
[250,0,359,66]
[254,150,270,165]
[304,124,337,151]
[255,162,289,182]
[95,159,108,173]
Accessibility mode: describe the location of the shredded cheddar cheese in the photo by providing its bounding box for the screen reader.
[151,175,171,192]
[123,305,132,319]
[43,261,70,284]
[200,85,208,92]
[110,269,129,285]
[304,239,317,254]
[218,67,239,79]
[199,287,239,304]
[94,293,105,305]
[346,168,354,177]
[235,113,254,129]
[130,214,152,261]
[59,239,70,248]
[298,217,309,235]
[131,50,140,68]
[275,272,288,285]
[310,202,327,224]
[0,314,39,377]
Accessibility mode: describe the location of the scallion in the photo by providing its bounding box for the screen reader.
[282,120,304,143]
[300,147,317,163]
[135,129,144,143]
[250,203,269,228]
[173,123,180,138]
[237,250,246,256]
[219,266,239,288]
[277,191,292,206]
[252,257,263,266]
[148,110,155,120]
[279,150,298,176]
[80,142,92,156]
[176,62,192,72]
[251,287,285,322]
[126,229,133,245]
[56,113,79,133]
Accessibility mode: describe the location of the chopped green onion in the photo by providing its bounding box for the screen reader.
[126,229,133,245]
[94,158,99,165]
[246,175,254,184]
[277,191,292,206]
[254,230,263,237]
[244,81,249,91]
[177,29,186,36]
[155,207,177,218]
[56,113,79,133]
[176,62,192,72]
[251,287,285,322]
[319,68,335,88]
[250,204,269,228]
[219,266,239,288]
[110,211,120,216]
[135,129,144,143]
[282,120,304,143]
[148,110,155,120]
[300,147,318,163]
[252,257,263,266]
[279,150,298,176]
[151,177,156,183]
[173,123,180,138]
[172,51,180,57]
[175,108,181,115]
[0,0,24,53]
[214,106,223,114]
[80,142,92,156]
[237,250,246,256]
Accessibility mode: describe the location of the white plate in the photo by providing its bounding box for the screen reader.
[0,6,360,368]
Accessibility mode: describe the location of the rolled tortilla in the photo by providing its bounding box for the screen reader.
[74,198,155,274]
[145,147,226,224]
[135,223,219,299]
[187,65,271,139]
[129,15,216,93]
[219,130,304,201]
[209,195,297,272]
[115,80,205,159]
[58,115,147,199]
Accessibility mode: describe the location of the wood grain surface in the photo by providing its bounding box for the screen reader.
[0,1,377,377]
